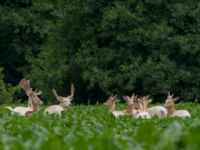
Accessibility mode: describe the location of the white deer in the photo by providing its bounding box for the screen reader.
[6,79,43,116]
[165,92,191,118]
[141,96,168,119]
[44,84,75,116]
[135,96,151,119]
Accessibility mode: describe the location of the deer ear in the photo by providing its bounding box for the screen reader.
[148,99,152,103]
[113,95,118,98]
[123,96,128,101]
[168,92,170,97]
[132,93,134,97]
[173,97,179,102]
[116,99,120,103]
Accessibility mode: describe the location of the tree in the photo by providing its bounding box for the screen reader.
[7,0,200,103]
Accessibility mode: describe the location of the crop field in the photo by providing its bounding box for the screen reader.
[0,102,199,150]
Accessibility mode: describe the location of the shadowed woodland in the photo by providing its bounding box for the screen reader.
[0,0,200,104]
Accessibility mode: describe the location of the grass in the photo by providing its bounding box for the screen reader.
[0,102,199,150]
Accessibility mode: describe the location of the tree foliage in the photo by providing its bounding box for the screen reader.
[1,0,200,103]
[0,68,13,104]
[0,0,59,84]
[26,0,200,103]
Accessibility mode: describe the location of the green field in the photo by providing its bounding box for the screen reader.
[0,103,200,150]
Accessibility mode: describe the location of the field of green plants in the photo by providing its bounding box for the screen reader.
[0,102,199,150]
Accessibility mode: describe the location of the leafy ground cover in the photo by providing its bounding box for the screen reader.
[0,102,199,150]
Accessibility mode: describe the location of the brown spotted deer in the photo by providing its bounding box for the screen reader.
[165,92,191,118]
[44,84,75,116]
[6,79,43,116]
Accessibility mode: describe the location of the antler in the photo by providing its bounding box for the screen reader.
[19,79,32,93]
[52,89,64,102]
[33,89,42,95]
[168,92,175,98]
[70,83,75,97]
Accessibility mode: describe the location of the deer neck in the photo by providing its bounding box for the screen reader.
[108,103,115,113]
[143,104,148,112]
[167,105,176,116]
[126,104,134,115]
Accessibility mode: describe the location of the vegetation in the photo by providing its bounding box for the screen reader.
[0,102,199,150]
[0,0,200,104]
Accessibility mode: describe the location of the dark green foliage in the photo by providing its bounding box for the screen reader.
[0,0,59,84]
[0,0,200,103]
[0,68,13,104]
[26,0,200,103]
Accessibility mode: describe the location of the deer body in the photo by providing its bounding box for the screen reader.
[44,105,64,116]
[6,106,32,116]
[112,111,127,117]
[135,111,151,119]
[170,110,191,118]
[147,106,168,119]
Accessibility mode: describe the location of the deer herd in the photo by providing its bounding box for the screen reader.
[104,94,191,119]
[5,79,191,119]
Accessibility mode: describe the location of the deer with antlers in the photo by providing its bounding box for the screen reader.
[44,84,75,116]
[165,92,191,118]
[6,79,43,116]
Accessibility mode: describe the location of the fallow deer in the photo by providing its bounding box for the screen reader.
[141,96,168,118]
[6,79,43,116]
[165,92,190,118]
[44,84,75,116]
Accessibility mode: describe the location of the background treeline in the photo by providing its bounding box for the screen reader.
[0,0,200,104]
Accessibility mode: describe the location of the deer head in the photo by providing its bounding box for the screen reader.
[165,92,179,108]
[103,95,119,113]
[52,84,75,108]
[103,95,119,106]
[123,96,133,106]
[140,95,152,111]
[19,79,43,109]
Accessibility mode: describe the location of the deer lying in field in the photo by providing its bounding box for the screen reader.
[123,94,151,119]
[104,94,143,117]
[6,79,43,116]
[135,96,151,119]
[141,96,168,119]
[103,95,128,117]
[122,94,143,116]
[44,84,75,116]
[165,92,191,118]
